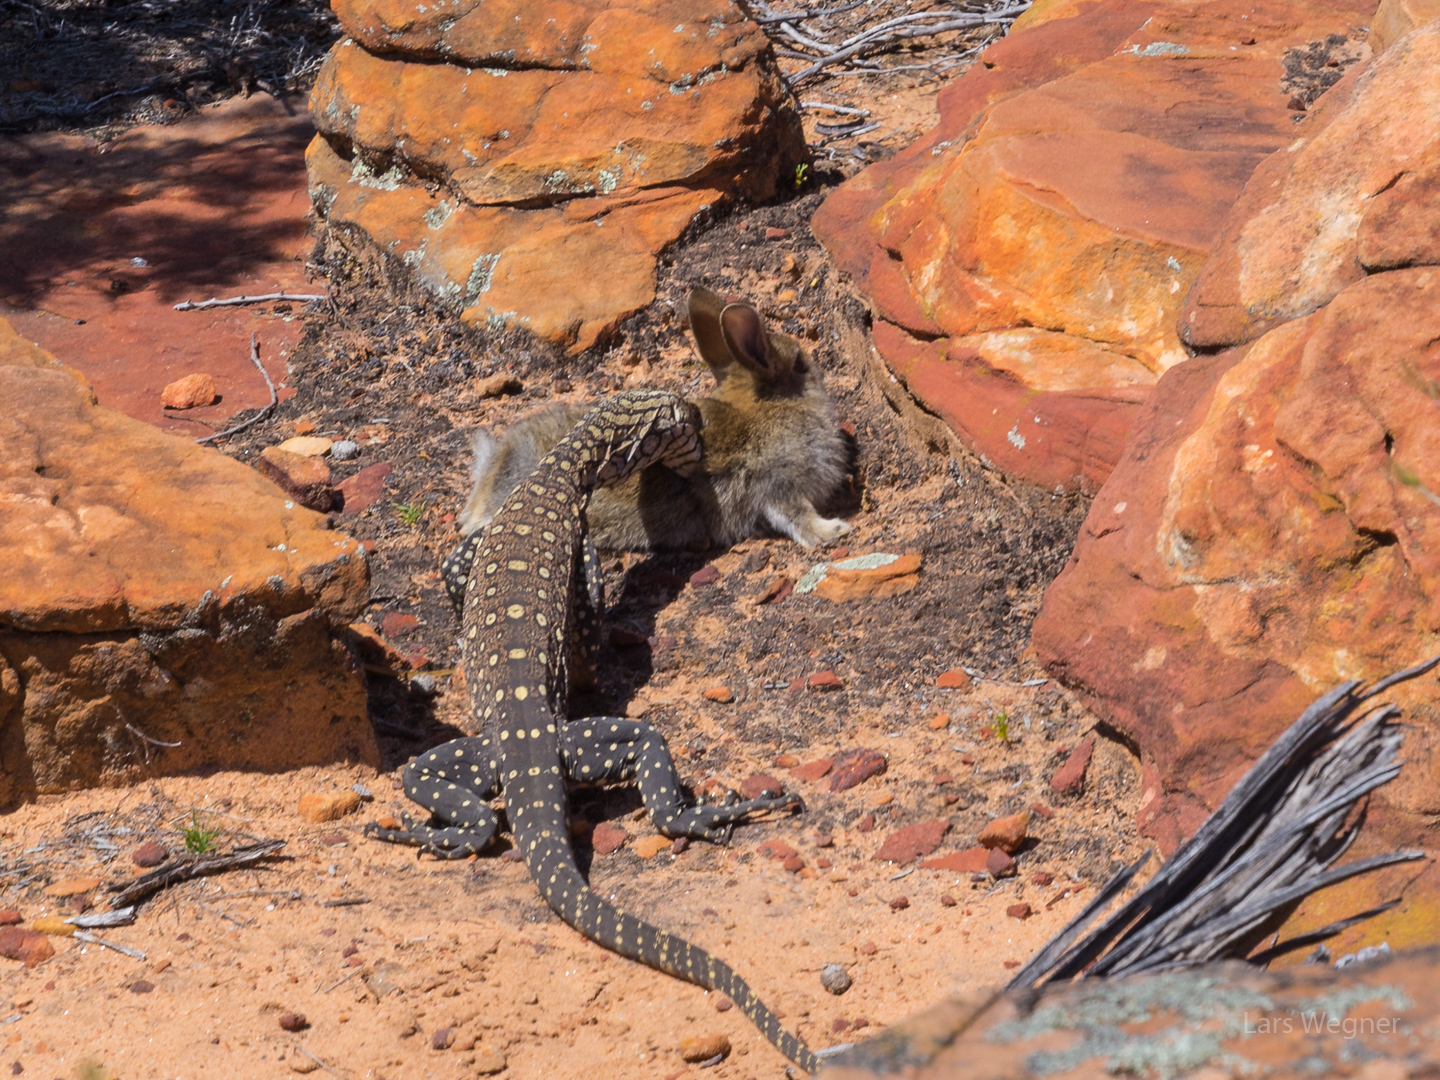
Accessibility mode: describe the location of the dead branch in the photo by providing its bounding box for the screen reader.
[173,291,326,311]
[195,334,277,445]
[73,931,146,960]
[109,838,286,908]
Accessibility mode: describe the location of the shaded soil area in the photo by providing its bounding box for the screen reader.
[0,0,337,136]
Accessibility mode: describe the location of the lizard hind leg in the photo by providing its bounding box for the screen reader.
[364,736,502,859]
[560,718,803,844]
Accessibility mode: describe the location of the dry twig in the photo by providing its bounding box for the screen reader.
[110,838,286,907]
[195,334,277,445]
[173,291,326,311]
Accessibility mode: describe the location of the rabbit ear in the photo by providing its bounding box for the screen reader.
[687,289,735,372]
[719,302,774,376]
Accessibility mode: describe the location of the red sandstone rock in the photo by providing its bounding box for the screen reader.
[380,612,419,638]
[813,553,922,602]
[936,669,971,690]
[740,774,783,799]
[1005,903,1033,921]
[160,373,217,410]
[1180,21,1440,349]
[0,322,374,805]
[299,791,362,823]
[256,446,337,512]
[0,910,19,926]
[307,0,804,351]
[829,748,887,792]
[791,757,835,782]
[590,823,627,855]
[807,670,844,692]
[986,847,1016,877]
[872,821,951,865]
[1371,0,1440,50]
[758,840,798,861]
[1050,735,1096,795]
[1034,264,1440,908]
[0,927,53,967]
[813,0,1377,491]
[977,812,1030,855]
[702,686,733,703]
[338,461,394,514]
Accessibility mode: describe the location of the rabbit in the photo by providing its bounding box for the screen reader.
[457,288,851,552]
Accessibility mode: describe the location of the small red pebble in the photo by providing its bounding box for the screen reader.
[703,686,734,703]
[689,564,721,586]
[858,942,878,955]
[939,894,957,907]
[1007,903,1033,920]
[936,668,972,689]
[591,822,628,855]
[381,612,419,637]
[782,855,805,873]
[1029,801,1056,820]
[847,888,859,897]
[759,839,799,861]
[360,539,378,554]
[960,754,975,765]
[933,774,952,785]
[774,753,800,768]
[0,911,20,926]
[816,857,833,869]
[840,421,856,437]
[807,670,843,692]
[1003,960,1021,969]
[129,980,155,994]
[431,1027,454,1050]
[814,833,834,848]
[714,995,734,1012]
[278,1012,309,1032]
[759,576,794,604]
[855,813,875,833]
[672,837,690,855]
[928,713,951,730]
[942,794,959,806]
[741,774,784,799]
[132,841,168,868]
[830,547,849,559]
[1033,872,1054,886]
[342,944,358,957]
[889,896,910,911]
[1240,33,1255,43]
[765,226,792,240]
[987,847,1017,877]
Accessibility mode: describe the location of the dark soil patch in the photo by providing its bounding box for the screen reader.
[0,0,337,135]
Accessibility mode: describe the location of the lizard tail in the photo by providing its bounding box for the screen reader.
[523,830,820,1074]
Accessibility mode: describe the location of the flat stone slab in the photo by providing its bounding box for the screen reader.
[0,319,377,805]
[0,93,314,435]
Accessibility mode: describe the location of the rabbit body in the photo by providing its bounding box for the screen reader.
[458,289,850,551]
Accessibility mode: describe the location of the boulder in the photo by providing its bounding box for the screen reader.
[0,320,377,806]
[813,0,1375,490]
[1371,0,1440,52]
[1179,19,1440,349]
[307,0,805,351]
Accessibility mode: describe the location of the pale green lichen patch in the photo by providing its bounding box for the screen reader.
[465,254,502,303]
[987,973,1273,1078]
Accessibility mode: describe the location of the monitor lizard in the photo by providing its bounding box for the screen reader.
[366,390,820,1073]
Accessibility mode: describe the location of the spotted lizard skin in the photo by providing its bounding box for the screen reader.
[367,391,819,1073]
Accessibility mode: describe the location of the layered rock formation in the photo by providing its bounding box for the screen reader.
[0,319,377,806]
[307,0,805,351]
[1033,19,1440,939]
[814,0,1375,490]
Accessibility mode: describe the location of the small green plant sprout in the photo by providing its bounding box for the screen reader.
[397,501,425,526]
[182,812,222,855]
[793,161,810,189]
[991,711,1011,743]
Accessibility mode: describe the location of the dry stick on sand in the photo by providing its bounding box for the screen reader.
[195,333,277,445]
[109,838,287,907]
[173,291,326,311]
